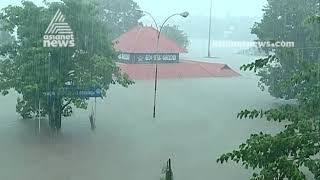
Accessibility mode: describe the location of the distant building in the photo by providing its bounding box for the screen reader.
[113,25,186,64]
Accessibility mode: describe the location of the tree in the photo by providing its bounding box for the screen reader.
[162,24,189,50]
[251,0,320,99]
[217,57,320,180]
[0,0,133,130]
[0,21,12,46]
[96,0,144,39]
[217,1,320,179]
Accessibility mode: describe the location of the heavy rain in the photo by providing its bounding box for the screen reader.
[0,0,319,180]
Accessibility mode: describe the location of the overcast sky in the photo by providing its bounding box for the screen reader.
[136,0,267,18]
[0,0,267,18]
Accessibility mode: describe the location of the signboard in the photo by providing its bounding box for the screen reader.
[117,53,179,64]
[45,88,103,98]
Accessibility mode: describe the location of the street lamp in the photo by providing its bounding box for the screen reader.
[207,0,213,58]
[140,10,159,32]
[153,12,189,118]
[140,10,189,118]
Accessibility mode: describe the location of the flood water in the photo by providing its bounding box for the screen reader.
[0,41,285,180]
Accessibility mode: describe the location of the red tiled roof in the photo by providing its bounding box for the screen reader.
[117,60,241,80]
[113,25,186,53]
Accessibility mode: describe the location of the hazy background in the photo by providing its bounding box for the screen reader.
[0,0,267,41]
[0,1,284,180]
[0,0,267,17]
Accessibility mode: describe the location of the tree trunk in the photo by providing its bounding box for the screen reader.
[48,97,62,131]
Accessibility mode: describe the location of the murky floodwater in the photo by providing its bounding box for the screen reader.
[0,43,285,180]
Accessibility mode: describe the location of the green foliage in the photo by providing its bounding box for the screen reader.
[218,62,320,179]
[240,55,278,73]
[95,0,143,39]
[162,24,189,50]
[251,0,320,99]
[0,21,13,47]
[218,1,320,179]
[0,0,134,129]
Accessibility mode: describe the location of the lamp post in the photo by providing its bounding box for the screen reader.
[208,0,213,58]
[151,12,189,118]
[140,10,189,118]
[141,10,159,32]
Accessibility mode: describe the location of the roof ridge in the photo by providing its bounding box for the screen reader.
[113,25,186,53]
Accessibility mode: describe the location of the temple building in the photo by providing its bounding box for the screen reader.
[113,25,240,79]
[113,25,186,64]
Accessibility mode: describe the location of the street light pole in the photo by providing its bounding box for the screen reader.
[141,10,159,32]
[208,0,213,58]
[140,10,189,118]
[153,12,189,118]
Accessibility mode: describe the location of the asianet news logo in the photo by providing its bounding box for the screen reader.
[43,9,75,48]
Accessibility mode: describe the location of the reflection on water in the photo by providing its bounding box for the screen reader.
[0,50,283,179]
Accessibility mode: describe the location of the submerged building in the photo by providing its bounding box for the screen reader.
[113,25,186,64]
[113,25,240,79]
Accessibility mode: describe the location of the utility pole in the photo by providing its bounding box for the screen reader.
[207,0,213,58]
[38,98,41,134]
[165,158,173,180]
